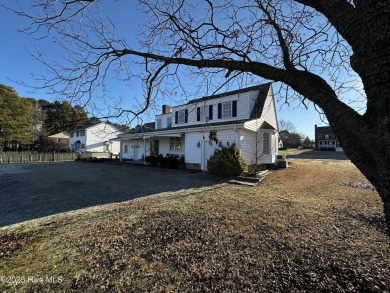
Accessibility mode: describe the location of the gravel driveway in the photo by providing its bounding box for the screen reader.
[0,161,226,227]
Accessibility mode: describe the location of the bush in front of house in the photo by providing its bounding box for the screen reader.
[207,143,246,176]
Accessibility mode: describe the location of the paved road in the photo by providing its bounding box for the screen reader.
[287,150,349,160]
[0,161,226,227]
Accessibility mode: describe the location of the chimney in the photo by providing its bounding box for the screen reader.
[162,105,171,114]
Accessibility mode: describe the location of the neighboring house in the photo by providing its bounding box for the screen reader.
[48,132,70,151]
[119,83,279,171]
[314,125,343,151]
[69,122,121,154]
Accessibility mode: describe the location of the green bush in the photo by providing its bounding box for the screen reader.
[207,143,246,176]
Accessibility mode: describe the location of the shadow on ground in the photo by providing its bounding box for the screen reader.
[0,162,227,226]
[287,150,349,160]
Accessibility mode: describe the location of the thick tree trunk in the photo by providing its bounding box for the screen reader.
[375,173,390,236]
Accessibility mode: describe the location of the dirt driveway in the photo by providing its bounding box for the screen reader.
[0,162,227,227]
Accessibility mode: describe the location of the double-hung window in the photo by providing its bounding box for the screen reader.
[175,109,188,124]
[170,137,182,151]
[263,132,270,154]
[218,100,237,119]
[156,118,162,129]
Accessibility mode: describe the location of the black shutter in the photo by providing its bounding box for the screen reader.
[218,103,222,119]
[175,111,178,124]
[209,105,213,120]
[196,107,201,121]
[232,100,237,117]
[185,109,188,123]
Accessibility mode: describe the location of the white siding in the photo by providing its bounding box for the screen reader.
[85,123,121,152]
[185,132,202,164]
[109,141,121,155]
[155,113,174,129]
[244,87,277,132]
[157,137,185,156]
[259,86,278,129]
[121,139,145,160]
[239,129,277,165]
[185,129,238,168]
[171,91,258,128]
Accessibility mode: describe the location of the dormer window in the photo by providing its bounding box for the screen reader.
[175,109,188,124]
[156,118,162,129]
[218,101,237,119]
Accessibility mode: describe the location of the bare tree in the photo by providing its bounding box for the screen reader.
[6,0,390,235]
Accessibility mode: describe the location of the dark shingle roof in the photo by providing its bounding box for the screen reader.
[315,126,334,135]
[249,83,272,119]
[127,122,156,134]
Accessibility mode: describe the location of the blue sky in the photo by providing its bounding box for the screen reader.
[0,2,331,139]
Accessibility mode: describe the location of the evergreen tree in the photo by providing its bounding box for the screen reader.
[0,85,34,150]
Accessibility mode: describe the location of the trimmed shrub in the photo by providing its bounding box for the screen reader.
[207,143,246,176]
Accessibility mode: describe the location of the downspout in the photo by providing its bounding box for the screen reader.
[234,125,240,152]
[120,139,123,162]
[143,137,146,165]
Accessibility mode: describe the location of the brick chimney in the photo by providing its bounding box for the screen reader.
[162,105,171,114]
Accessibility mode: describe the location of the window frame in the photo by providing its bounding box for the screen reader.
[263,132,270,154]
[170,137,182,151]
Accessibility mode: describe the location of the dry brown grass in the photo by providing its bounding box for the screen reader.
[0,159,389,292]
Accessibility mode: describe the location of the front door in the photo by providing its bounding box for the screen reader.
[202,140,218,171]
[133,145,139,160]
[150,140,159,156]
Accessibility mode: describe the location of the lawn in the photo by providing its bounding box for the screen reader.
[0,159,389,292]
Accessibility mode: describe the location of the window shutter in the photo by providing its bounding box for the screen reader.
[218,103,222,119]
[232,100,237,117]
[196,107,201,121]
[175,111,178,124]
[185,109,188,123]
[209,105,213,120]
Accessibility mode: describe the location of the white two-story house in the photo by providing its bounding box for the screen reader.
[119,83,279,171]
[69,122,121,155]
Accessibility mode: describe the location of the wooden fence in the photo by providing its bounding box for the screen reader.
[0,152,80,164]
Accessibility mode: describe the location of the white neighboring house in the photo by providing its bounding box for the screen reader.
[69,122,121,155]
[119,84,279,171]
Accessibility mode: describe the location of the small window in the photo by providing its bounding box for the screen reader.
[177,109,188,124]
[76,132,80,137]
[81,131,85,136]
[324,134,329,139]
[57,138,61,143]
[263,133,270,154]
[222,102,232,118]
[156,119,162,129]
[218,101,237,119]
[167,116,172,128]
[170,137,182,151]
[197,106,208,122]
[124,145,128,153]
